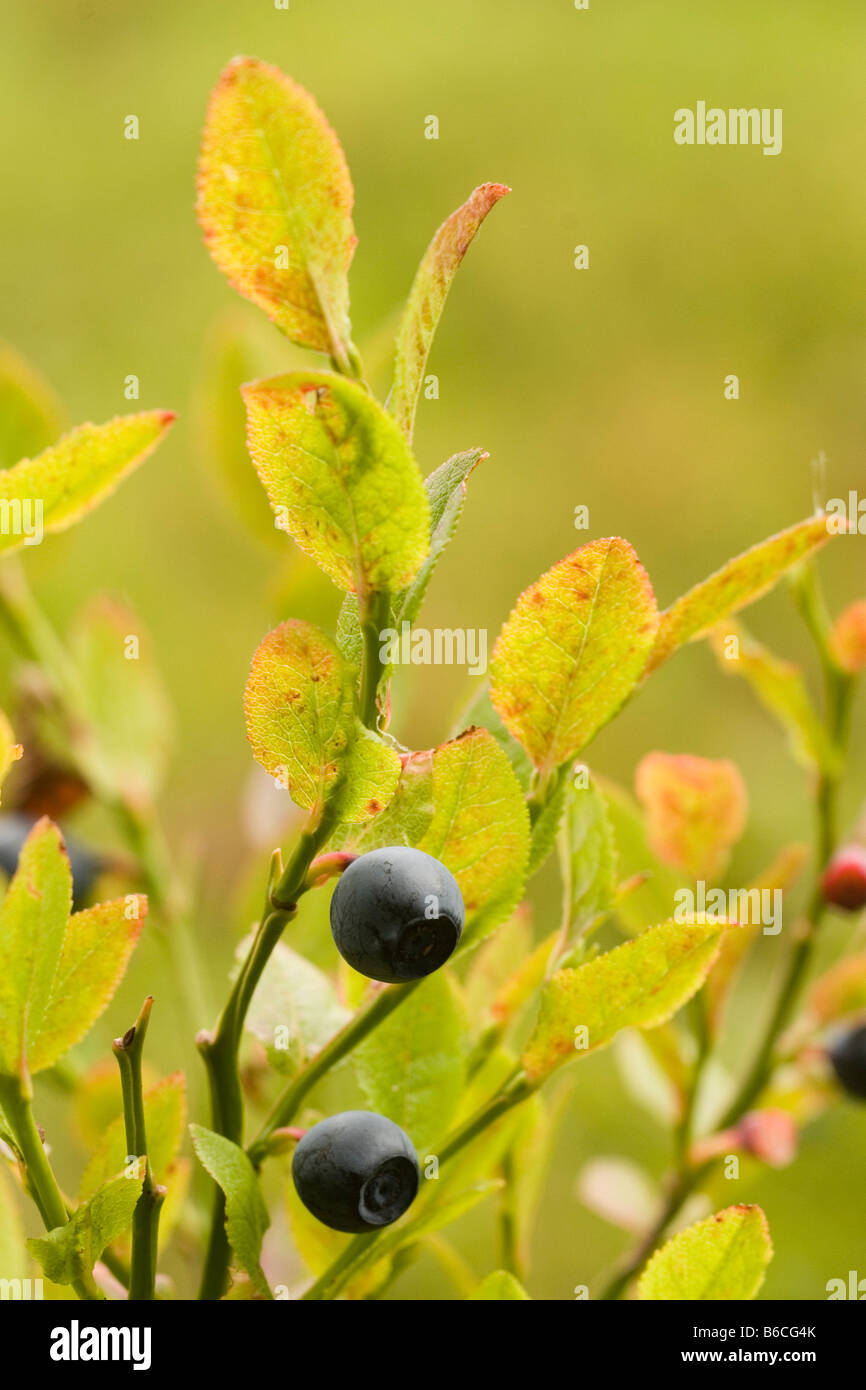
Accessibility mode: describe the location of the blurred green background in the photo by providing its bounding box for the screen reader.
[1,0,865,1299]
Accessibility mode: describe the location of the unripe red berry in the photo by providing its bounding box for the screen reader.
[821,845,866,912]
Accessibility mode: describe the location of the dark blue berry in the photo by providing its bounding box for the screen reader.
[329,845,464,984]
[0,812,101,909]
[292,1111,419,1233]
[828,1024,866,1100]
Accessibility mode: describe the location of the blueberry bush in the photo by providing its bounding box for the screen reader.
[0,56,865,1302]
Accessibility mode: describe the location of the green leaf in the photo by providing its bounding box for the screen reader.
[337,448,488,671]
[28,1169,144,1288]
[0,818,72,1077]
[464,908,534,1020]
[243,370,429,594]
[490,538,658,777]
[418,728,531,950]
[595,775,685,935]
[190,1125,272,1299]
[197,57,356,368]
[467,1269,531,1300]
[68,597,173,811]
[354,972,467,1154]
[452,685,533,791]
[527,765,571,876]
[647,515,835,673]
[635,752,747,882]
[522,918,725,1082]
[243,939,350,1076]
[79,1073,186,1200]
[286,1181,391,1297]
[194,317,289,551]
[638,1204,773,1300]
[244,618,400,822]
[710,622,838,772]
[0,340,63,470]
[333,749,435,854]
[0,411,174,556]
[390,185,510,442]
[558,773,617,951]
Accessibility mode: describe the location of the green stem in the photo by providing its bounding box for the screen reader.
[198,807,337,1299]
[248,979,424,1167]
[113,997,164,1301]
[596,1162,712,1301]
[358,590,390,730]
[303,1071,534,1300]
[0,1072,98,1300]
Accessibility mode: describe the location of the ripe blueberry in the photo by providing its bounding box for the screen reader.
[292,1110,420,1233]
[821,845,866,912]
[828,1024,866,1101]
[0,812,101,908]
[329,845,464,983]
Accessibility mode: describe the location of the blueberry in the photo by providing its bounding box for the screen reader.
[0,812,101,909]
[329,845,464,983]
[828,1024,866,1101]
[292,1111,420,1233]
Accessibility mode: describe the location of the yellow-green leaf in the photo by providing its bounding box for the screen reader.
[68,597,173,811]
[558,773,618,950]
[809,952,866,1026]
[638,1204,773,1301]
[354,972,467,1154]
[0,818,72,1077]
[390,185,510,441]
[28,1169,144,1288]
[490,538,658,776]
[27,895,147,1076]
[418,727,531,950]
[243,371,429,594]
[521,918,726,1082]
[647,515,835,673]
[243,939,350,1077]
[710,622,837,772]
[0,411,174,556]
[467,1269,531,1300]
[244,619,400,822]
[80,1073,186,1201]
[635,752,747,882]
[197,57,356,368]
[0,340,63,470]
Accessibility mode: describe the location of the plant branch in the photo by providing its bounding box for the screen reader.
[0,1071,99,1300]
[113,997,164,1301]
[358,589,390,730]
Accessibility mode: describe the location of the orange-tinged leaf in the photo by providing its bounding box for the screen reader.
[829,599,866,673]
[647,514,835,672]
[390,184,510,442]
[243,371,429,594]
[197,57,356,367]
[635,752,747,882]
[418,727,530,949]
[638,1204,773,1301]
[521,918,725,1082]
[490,538,658,776]
[27,896,147,1075]
[244,619,400,823]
